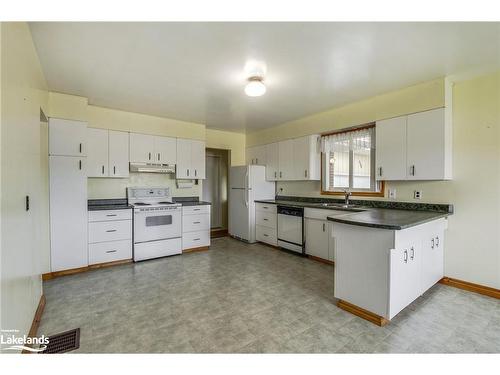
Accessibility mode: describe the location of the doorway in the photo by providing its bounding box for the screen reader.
[203,148,229,237]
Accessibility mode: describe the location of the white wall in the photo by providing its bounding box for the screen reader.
[0,22,49,347]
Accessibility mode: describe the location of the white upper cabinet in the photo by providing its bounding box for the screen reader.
[176,138,205,179]
[265,143,279,181]
[87,128,109,177]
[246,145,266,165]
[191,140,206,179]
[129,133,155,163]
[108,130,130,178]
[292,135,320,180]
[154,136,176,164]
[49,118,87,157]
[278,139,294,180]
[375,116,407,180]
[376,108,451,181]
[407,108,451,180]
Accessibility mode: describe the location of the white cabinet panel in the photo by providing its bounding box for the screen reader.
[256,210,277,229]
[256,202,277,214]
[421,226,445,293]
[265,143,279,181]
[49,118,87,157]
[129,133,155,163]
[89,209,132,222]
[176,138,192,179]
[88,219,132,243]
[375,116,407,180]
[49,156,88,272]
[191,140,206,179]
[87,128,108,177]
[109,130,129,178]
[182,214,210,232]
[155,136,176,164]
[182,230,210,249]
[293,135,320,180]
[183,205,210,215]
[407,108,448,180]
[246,145,266,165]
[305,218,329,259]
[278,139,294,180]
[256,225,277,246]
[89,240,132,265]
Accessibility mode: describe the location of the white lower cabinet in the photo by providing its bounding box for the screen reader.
[88,209,132,265]
[255,202,277,246]
[182,205,211,250]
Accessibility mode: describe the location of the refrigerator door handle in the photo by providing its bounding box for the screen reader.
[244,169,249,208]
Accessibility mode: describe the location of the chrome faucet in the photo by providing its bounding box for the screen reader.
[344,190,352,205]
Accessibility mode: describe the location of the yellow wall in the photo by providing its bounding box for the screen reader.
[0,22,49,345]
[248,73,500,289]
[205,128,246,166]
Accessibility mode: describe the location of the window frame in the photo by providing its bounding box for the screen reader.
[320,123,385,197]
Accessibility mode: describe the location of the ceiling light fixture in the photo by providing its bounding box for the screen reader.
[245,76,266,97]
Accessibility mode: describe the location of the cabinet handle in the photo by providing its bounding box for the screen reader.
[158,153,160,161]
[435,236,439,247]
[113,166,116,174]
[187,169,189,176]
[263,218,268,221]
[193,208,201,211]
[263,234,269,237]
[26,195,30,211]
[279,171,282,178]
[106,214,117,217]
[106,250,117,253]
[263,206,268,209]
[193,221,201,224]
[431,238,435,249]
[102,165,105,174]
[322,223,325,232]
[305,169,308,178]
[193,238,200,241]
[149,152,152,160]
[403,250,408,263]
[256,158,258,164]
[106,229,117,233]
[195,169,197,177]
[379,167,383,177]
[410,165,415,176]
[79,160,82,170]
[274,171,277,178]
[410,246,415,261]
[79,143,82,153]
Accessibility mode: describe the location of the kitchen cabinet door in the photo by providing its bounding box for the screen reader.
[375,116,407,180]
[293,135,320,180]
[49,118,87,157]
[305,218,329,260]
[109,130,129,178]
[176,138,192,179]
[421,227,445,293]
[49,155,88,272]
[389,243,421,319]
[278,139,294,180]
[265,143,279,181]
[253,145,267,166]
[246,146,256,165]
[129,133,155,163]
[191,140,206,179]
[155,136,176,164]
[87,128,108,177]
[406,108,447,180]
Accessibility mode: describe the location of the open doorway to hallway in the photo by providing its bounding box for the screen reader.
[203,148,230,238]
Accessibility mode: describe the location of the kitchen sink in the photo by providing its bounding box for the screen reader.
[317,203,366,211]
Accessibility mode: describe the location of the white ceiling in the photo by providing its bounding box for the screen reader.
[29,22,500,132]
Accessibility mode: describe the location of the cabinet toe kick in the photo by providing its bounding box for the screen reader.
[337,299,390,327]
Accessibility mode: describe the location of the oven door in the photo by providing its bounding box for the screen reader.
[134,208,181,243]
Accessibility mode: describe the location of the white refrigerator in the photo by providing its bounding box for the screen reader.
[229,165,275,243]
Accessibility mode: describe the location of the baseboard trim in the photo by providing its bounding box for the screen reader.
[211,229,228,238]
[337,299,389,327]
[308,255,334,266]
[42,259,132,281]
[22,294,46,354]
[183,246,209,253]
[439,277,500,299]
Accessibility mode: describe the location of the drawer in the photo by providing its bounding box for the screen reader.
[256,210,277,229]
[182,214,210,232]
[304,207,348,220]
[256,203,277,214]
[88,240,132,265]
[89,209,132,222]
[256,225,277,246]
[182,230,210,250]
[183,205,210,216]
[89,220,132,243]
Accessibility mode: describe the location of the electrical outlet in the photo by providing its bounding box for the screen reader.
[388,189,396,200]
[414,190,422,200]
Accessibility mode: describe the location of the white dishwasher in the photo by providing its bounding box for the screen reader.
[277,205,304,254]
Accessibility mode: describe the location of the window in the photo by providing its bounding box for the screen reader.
[321,124,383,196]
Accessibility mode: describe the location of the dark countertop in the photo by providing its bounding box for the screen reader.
[254,198,451,230]
[88,198,133,211]
[172,196,211,206]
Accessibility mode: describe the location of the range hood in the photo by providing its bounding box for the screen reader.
[129,162,176,174]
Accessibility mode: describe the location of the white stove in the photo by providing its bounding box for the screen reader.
[127,187,182,261]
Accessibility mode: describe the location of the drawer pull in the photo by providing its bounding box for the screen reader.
[106,250,117,253]
[106,214,117,217]
[263,234,269,237]
[263,206,268,209]
[106,229,117,232]
[263,218,268,221]
[193,238,201,241]
[193,221,201,224]
[193,208,201,211]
